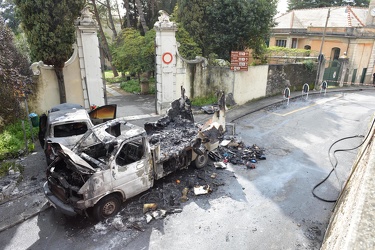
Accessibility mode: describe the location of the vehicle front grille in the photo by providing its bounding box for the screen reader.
[48,177,68,202]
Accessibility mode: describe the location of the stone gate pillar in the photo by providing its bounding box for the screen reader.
[76,7,105,108]
[338,54,350,87]
[154,14,178,114]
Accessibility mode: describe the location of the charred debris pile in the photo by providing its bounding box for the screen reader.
[102,91,268,231]
[144,94,199,161]
[209,138,266,169]
[144,89,266,169]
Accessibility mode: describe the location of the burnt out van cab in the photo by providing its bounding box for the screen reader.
[43,92,225,221]
[38,103,117,165]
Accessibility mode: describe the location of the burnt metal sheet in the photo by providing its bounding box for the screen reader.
[49,103,84,113]
[52,143,97,174]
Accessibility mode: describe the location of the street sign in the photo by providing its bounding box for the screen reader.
[162,52,173,64]
[231,51,249,71]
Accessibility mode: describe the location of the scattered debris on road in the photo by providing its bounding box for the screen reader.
[193,185,211,195]
[209,136,266,168]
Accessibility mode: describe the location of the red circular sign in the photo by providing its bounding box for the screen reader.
[162,52,173,64]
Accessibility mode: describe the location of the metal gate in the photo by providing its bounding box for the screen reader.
[323,60,341,86]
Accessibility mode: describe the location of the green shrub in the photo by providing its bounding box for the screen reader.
[106,77,126,84]
[266,46,311,57]
[191,95,218,106]
[0,161,24,177]
[0,120,37,160]
[120,79,140,93]
[104,70,114,79]
[120,78,156,94]
[303,59,315,71]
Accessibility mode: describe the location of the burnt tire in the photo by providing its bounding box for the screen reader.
[92,195,121,221]
[193,151,208,169]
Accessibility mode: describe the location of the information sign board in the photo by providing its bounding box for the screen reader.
[230,51,249,71]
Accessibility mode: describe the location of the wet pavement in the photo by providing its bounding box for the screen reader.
[0,84,374,247]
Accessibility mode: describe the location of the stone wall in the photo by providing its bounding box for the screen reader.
[175,56,317,106]
[175,56,269,106]
[267,64,317,96]
[155,18,319,113]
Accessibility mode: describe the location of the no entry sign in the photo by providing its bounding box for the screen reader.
[162,52,173,64]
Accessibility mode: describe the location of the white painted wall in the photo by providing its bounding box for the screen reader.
[156,19,268,109]
[29,46,85,114]
[154,20,178,114]
[76,7,105,108]
[175,56,268,105]
[29,8,105,113]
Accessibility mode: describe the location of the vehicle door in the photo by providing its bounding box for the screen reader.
[110,136,153,199]
[89,104,117,125]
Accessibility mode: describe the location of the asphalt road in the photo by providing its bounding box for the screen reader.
[1,90,374,250]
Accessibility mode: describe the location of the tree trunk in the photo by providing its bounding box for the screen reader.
[135,0,148,33]
[91,0,119,77]
[54,67,66,103]
[115,0,124,29]
[105,0,117,40]
[150,0,156,20]
[124,0,131,28]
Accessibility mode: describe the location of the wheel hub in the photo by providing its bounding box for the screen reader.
[102,201,116,215]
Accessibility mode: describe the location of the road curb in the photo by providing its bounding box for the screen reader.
[0,86,372,233]
[228,87,373,122]
[0,190,50,233]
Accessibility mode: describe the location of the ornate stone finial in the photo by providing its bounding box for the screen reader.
[158,10,170,23]
[30,62,41,76]
[79,7,96,26]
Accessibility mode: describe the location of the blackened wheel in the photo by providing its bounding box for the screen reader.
[93,195,121,221]
[193,152,208,169]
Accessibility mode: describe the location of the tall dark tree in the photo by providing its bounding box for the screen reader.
[177,0,212,56]
[156,0,177,14]
[96,0,118,39]
[112,28,155,81]
[90,0,119,77]
[135,0,149,33]
[122,0,178,32]
[0,17,32,126]
[288,0,369,10]
[123,0,132,27]
[177,0,277,60]
[14,0,85,104]
[0,0,20,33]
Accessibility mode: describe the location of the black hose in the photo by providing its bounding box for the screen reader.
[312,117,375,202]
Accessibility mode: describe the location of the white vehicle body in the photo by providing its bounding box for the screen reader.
[43,92,225,221]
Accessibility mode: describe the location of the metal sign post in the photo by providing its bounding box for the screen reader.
[284,87,290,106]
[321,81,327,95]
[302,83,309,100]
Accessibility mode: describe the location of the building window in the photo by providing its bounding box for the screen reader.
[331,47,340,60]
[304,45,311,50]
[276,39,287,47]
[291,38,297,48]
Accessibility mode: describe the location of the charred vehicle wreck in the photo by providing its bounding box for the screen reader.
[38,103,117,165]
[44,90,226,221]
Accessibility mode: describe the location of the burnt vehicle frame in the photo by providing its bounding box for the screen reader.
[38,103,117,165]
[43,90,226,221]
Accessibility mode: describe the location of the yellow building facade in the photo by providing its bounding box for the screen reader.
[271,2,375,85]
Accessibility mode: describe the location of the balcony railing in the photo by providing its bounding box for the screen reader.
[272,27,375,37]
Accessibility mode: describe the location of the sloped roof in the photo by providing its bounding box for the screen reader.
[275,6,368,29]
